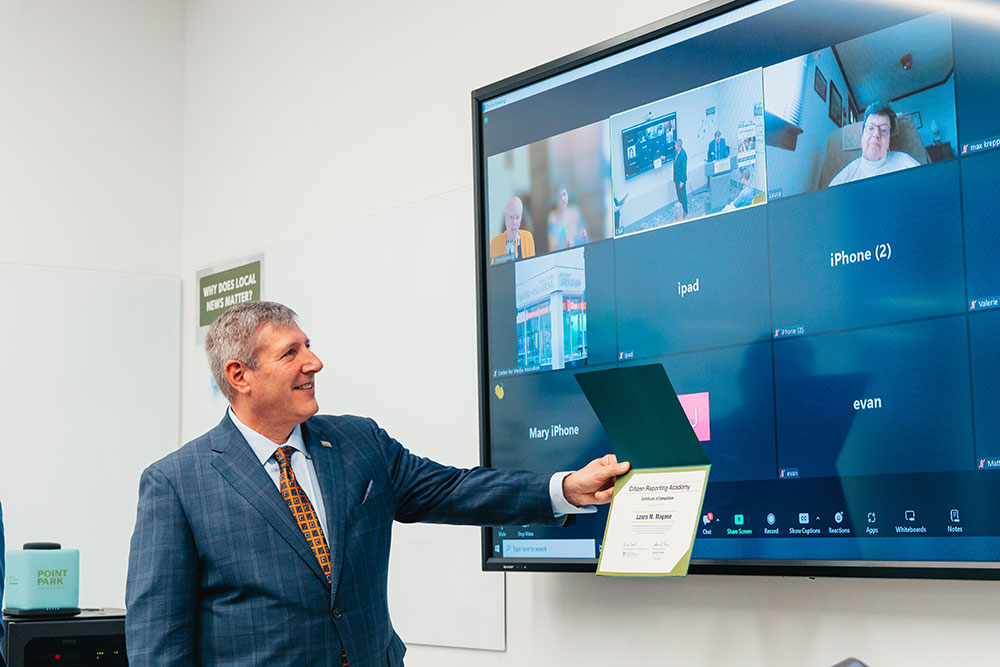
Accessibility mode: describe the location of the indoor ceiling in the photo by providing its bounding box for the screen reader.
[835,11,953,109]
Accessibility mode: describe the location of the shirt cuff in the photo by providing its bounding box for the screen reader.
[549,471,597,517]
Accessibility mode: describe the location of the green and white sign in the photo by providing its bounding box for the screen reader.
[199,260,262,327]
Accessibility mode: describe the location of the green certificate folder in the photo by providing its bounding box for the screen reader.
[575,364,710,469]
[575,364,711,576]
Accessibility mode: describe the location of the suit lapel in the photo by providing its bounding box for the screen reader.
[208,416,329,588]
[302,419,346,599]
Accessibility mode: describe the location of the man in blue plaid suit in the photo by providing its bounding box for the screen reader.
[125,301,627,667]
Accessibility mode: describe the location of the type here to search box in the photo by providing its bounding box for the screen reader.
[502,539,595,558]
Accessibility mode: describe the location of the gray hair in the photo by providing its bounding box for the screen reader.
[863,101,898,136]
[205,301,298,401]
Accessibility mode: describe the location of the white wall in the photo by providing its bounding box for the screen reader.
[0,0,185,610]
[0,265,180,609]
[178,2,1000,667]
[0,0,184,277]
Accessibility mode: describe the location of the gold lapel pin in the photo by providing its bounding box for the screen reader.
[320,440,333,448]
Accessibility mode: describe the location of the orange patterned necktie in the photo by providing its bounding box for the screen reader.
[273,447,350,665]
[273,446,332,580]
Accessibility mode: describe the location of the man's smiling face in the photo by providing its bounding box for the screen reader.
[243,322,323,433]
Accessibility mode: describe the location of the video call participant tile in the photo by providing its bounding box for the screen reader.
[486,365,618,547]
[969,309,1000,464]
[773,316,973,479]
[614,204,770,359]
[486,242,618,375]
[961,149,1000,306]
[764,12,957,201]
[488,365,614,474]
[953,15,1000,156]
[648,342,776,483]
[769,160,965,336]
[485,119,614,262]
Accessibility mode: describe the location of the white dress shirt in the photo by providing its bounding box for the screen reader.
[229,409,330,539]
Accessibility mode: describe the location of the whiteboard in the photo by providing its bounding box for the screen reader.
[0,263,181,608]
[258,187,507,651]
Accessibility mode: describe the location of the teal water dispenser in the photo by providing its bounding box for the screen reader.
[3,543,80,617]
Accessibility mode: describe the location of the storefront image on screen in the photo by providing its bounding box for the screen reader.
[475,0,1000,578]
[514,248,587,372]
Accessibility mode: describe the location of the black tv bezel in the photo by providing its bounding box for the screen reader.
[472,0,1000,579]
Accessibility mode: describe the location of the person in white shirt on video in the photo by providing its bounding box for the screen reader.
[830,102,920,187]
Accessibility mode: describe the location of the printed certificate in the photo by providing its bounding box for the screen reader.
[597,465,710,576]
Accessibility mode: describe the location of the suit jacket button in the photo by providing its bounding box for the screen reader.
[332,608,343,620]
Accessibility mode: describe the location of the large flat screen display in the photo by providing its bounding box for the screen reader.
[474,0,1000,577]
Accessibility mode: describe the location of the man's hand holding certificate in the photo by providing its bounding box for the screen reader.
[576,364,711,577]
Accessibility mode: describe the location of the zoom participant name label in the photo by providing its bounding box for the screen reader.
[829,243,892,268]
[962,135,1000,155]
[853,396,883,410]
[677,278,700,298]
[970,296,1000,311]
[774,326,805,338]
[528,424,581,441]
